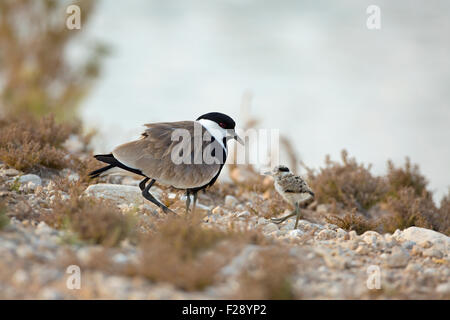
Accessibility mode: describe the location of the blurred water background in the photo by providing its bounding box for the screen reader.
[75,0,450,201]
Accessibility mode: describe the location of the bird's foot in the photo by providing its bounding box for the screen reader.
[161,205,177,215]
[271,212,296,224]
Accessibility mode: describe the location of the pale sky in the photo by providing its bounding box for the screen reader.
[75,0,450,202]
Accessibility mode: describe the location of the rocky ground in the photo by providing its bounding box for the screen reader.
[1,164,449,299]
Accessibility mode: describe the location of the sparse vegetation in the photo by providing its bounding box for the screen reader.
[134,213,236,291]
[305,150,388,212]
[437,189,450,235]
[0,115,76,173]
[0,202,9,230]
[233,248,297,299]
[0,0,106,121]
[44,186,136,247]
[386,158,429,198]
[381,188,436,234]
[325,209,379,235]
[304,150,450,236]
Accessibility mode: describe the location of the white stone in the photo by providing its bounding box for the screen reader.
[3,168,20,176]
[422,248,443,259]
[112,253,129,264]
[22,181,38,192]
[348,230,358,240]
[63,134,84,153]
[405,262,421,273]
[67,173,80,182]
[436,282,450,295]
[316,204,330,214]
[257,217,268,225]
[401,241,416,250]
[384,247,410,268]
[84,184,155,205]
[263,223,279,234]
[220,245,260,277]
[19,174,42,186]
[16,245,33,258]
[289,229,304,238]
[355,245,370,255]
[35,221,55,236]
[224,195,238,207]
[316,229,337,240]
[237,211,250,218]
[12,269,29,285]
[395,227,450,247]
[336,228,348,238]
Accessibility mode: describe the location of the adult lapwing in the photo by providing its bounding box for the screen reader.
[89,112,243,214]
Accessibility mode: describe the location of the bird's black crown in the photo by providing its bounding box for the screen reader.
[197,112,236,130]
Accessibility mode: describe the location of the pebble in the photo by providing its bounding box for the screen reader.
[67,173,80,182]
[16,245,33,258]
[211,206,222,215]
[263,223,278,234]
[236,211,250,218]
[401,241,416,250]
[436,282,450,295]
[397,227,450,247]
[316,229,337,240]
[84,184,145,205]
[257,217,268,225]
[112,253,129,264]
[348,230,358,240]
[420,240,433,249]
[12,269,29,285]
[405,262,421,273]
[19,174,42,186]
[35,222,55,236]
[355,245,370,255]
[224,195,238,207]
[316,204,330,214]
[289,229,304,238]
[422,248,443,259]
[3,168,20,176]
[384,247,410,268]
[336,228,348,238]
[362,231,381,246]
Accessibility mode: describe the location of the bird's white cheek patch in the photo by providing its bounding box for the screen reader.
[197,119,227,152]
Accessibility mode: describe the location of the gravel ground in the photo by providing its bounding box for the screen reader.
[1,165,449,299]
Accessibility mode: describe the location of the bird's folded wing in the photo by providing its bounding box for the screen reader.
[279,175,311,194]
[112,121,221,188]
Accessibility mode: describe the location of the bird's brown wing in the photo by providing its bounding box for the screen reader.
[112,121,223,189]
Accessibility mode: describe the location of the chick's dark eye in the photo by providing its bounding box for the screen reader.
[219,122,226,129]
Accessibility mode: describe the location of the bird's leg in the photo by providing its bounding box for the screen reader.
[191,191,198,215]
[271,212,296,224]
[185,190,191,214]
[139,177,149,191]
[294,202,301,229]
[271,203,302,227]
[142,179,176,214]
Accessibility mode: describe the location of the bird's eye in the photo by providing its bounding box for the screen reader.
[219,122,226,129]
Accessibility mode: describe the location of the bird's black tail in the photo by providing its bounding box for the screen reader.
[88,153,144,179]
[88,164,115,178]
[88,154,119,179]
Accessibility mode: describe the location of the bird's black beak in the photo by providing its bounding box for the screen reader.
[309,191,315,198]
[231,130,244,145]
